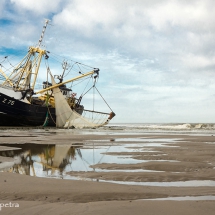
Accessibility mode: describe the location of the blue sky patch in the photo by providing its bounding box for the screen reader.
[0,19,13,26]
[0,47,26,57]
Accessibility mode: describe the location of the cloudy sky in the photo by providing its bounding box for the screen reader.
[1,0,215,123]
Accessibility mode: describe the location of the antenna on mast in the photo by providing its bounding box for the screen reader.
[37,19,50,48]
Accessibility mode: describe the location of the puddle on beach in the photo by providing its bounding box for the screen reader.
[94,179,215,187]
[0,143,165,175]
[142,196,215,201]
[59,175,215,187]
[0,140,215,188]
[89,138,181,147]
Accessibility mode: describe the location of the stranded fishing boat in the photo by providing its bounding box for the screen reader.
[0,20,115,128]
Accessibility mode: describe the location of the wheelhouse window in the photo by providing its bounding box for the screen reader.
[61,90,67,95]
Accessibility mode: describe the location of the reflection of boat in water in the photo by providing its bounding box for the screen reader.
[0,142,113,178]
[0,20,115,127]
[0,144,78,176]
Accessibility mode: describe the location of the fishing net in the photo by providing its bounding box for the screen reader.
[63,109,111,128]
[51,74,112,128]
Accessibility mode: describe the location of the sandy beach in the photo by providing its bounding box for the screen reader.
[0,128,215,214]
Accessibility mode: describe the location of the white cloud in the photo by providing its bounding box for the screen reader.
[53,0,123,36]
[10,0,63,15]
[0,0,6,16]
[1,0,215,123]
[181,53,215,70]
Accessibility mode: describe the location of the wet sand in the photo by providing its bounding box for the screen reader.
[0,129,215,214]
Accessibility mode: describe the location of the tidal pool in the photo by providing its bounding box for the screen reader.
[144,196,215,201]
[0,141,215,188]
[0,143,157,176]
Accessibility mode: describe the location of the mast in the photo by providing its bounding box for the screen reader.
[58,61,70,83]
[29,19,50,90]
[5,20,50,91]
[37,19,50,48]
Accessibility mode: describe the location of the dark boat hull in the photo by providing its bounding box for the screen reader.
[0,92,83,127]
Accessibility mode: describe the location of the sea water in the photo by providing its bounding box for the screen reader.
[60,122,215,136]
[106,122,215,132]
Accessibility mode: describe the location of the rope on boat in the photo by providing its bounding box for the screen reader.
[42,112,49,127]
[42,64,56,126]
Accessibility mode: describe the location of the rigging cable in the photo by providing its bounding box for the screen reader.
[63,62,77,78]
[94,85,113,112]
[0,56,8,64]
[48,51,95,69]
[43,58,56,125]
[6,57,15,68]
